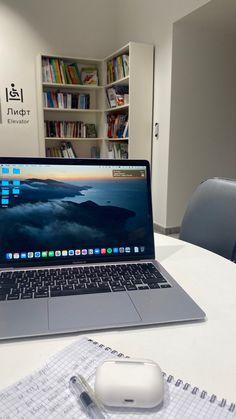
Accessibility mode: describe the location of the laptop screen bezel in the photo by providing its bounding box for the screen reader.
[0,157,155,268]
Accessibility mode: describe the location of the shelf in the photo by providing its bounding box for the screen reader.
[45,137,103,141]
[43,108,103,113]
[43,82,102,91]
[105,104,129,112]
[38,43,153,160]
[105,76,129,88]
[105,137,129,141]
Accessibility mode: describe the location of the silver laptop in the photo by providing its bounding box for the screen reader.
[0,157,205,339]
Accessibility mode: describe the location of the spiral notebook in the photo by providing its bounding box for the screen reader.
[0,338,235,419]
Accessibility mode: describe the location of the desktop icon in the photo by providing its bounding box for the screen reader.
[13,253,20,259]
[27,252,34,258]
[82,249,87,255]
[13,168,20,175]
[75,249,81,255]
[2,189,9,195]
[35,252,41,258]
[62,250,68,256]
[125,247,131,253]
[20,252,27,259]
[134,246,139,253]
[119,247,124,253]
[101,248,106,254]
[2,180,9,187]
[42,251,48,258]
[1,198,9,205]
[69,250,74,256]
[55,250,61,257]
[48,251,54,257]
[107,248,112,254]
[113,247,119,253]
[88,249,94,255]
[6,253,12,260]
[2,168,9,174]
[94,248,100,255]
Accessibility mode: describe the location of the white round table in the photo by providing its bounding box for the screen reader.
[0,233,235,402]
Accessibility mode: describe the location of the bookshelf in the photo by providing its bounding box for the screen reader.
[37,42,153,161]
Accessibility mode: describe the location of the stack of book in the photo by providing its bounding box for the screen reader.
[107,54,129,84]
[44,121,97,138]
[107,141,128,159]
[42,58,98,85]
[43,92,90,109]
[106,85,129,108]
[46,141,76,158]
[106,114,128,138]
[90,146,100,158]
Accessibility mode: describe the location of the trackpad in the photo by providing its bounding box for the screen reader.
[48,293,141,331]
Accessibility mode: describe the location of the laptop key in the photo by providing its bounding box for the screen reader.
[51,289,75,297]
[0,285,11,294]
[149,283,160,289]
[143,277,159,284]
[111,286,126,292]
[51,287,110,297]
[7,294,20,300]
[126,285,137,291]
[21,293,33,299]
[156,278,167,284]
[35,292,49,298]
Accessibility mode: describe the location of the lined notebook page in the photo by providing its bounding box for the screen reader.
[0,338,235,419]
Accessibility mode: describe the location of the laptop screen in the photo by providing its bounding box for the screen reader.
[0,158,155,267]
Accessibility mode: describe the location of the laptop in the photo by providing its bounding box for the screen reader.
[0,157,205,339]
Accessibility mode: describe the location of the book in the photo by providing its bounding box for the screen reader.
[91,145,100,158]
[0,338,235,418]
[122,120,129,138]
[106,87,117,108]
[45,120,88,138]
[107,113,128,138]
[108,141,128,159]
[106,85,129,108]
[81,67,98,85]
[122,54,129,77]
[46,142,76,159]
[85,123,97,138]
[67,63,81,84]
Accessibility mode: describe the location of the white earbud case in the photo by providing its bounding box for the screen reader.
[94,358,164,408]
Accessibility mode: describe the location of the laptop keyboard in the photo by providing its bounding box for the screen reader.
[0,263,171,301]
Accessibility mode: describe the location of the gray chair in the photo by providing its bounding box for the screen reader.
[179,178,236,261]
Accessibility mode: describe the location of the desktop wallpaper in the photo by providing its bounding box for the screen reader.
[0,164,153,262]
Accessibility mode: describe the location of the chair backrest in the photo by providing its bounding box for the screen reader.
[179,178,236,261]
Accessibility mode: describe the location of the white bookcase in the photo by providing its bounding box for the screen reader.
[36,42,153,161]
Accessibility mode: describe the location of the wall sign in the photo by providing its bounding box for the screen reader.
[3,83,31,125]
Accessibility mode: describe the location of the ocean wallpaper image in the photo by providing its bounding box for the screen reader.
[0,165,151,257]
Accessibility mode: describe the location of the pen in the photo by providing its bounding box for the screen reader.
[69,374,106,419]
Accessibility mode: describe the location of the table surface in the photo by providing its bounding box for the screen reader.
[0,233,236,402]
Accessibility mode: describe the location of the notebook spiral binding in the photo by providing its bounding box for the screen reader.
[88,339,235,414]
[163,373,235,413]
[88,338,129,358]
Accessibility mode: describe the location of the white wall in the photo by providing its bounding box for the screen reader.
[0,0,114,156]
[167,22,236,227]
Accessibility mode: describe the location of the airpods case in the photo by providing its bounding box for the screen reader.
[94,358,164,408]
